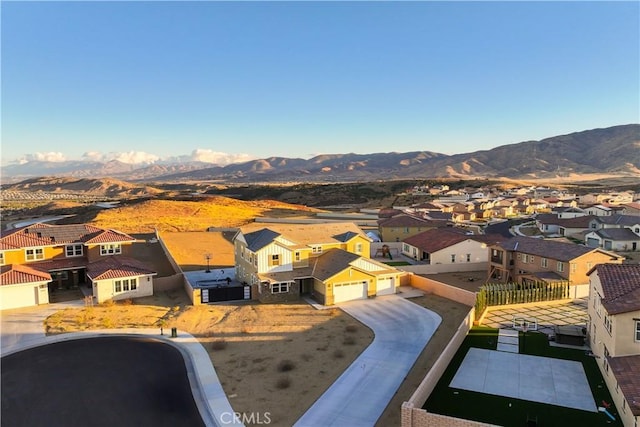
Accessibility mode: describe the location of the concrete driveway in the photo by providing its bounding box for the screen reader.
[294,295,442,427]
[1,300,84,354]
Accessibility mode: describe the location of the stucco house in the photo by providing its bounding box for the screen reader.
[585,228,640,252]
[587,264,640,427]
[377,214,446,242]
[0,223,156,309]
[488,236,623,298]
[233,222,402,305]
[401,228,505,266]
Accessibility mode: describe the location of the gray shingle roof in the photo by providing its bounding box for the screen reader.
[244,228,281,251]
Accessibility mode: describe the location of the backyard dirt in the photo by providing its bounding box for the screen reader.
[44,289,468,427]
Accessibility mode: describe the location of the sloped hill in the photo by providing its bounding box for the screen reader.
[89,196,322,232]
[2,176,163,197]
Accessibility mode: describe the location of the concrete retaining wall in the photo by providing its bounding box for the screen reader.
[409,274,477,307]
[401,262,488,275]
[153,274,184,292]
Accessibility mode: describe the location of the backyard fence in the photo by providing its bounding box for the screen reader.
[474,280,570,321]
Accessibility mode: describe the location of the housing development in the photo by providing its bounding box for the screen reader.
[1,183,639,427]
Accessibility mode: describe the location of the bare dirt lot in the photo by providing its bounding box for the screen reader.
[45,289,468,426]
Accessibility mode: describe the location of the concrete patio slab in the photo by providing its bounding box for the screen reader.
[450,348,597,412]
[294,295,442,427]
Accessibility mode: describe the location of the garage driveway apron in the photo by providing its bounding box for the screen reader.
[294,295,442,427]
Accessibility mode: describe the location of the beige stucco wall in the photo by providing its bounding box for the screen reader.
[0,281,49,310]
[93,275,154,303]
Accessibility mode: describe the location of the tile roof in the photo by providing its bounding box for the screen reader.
[608,355,640,415]
[403,228,469,252]
[593,264,640,314]
[558,215,597,228]
[0,223,135,249]
[1,264,52,285]
[86,256,156,281]
[496,236,598,262]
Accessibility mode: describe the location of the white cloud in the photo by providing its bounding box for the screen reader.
[190,149,254,165]
[81,151,159,164]
[112,151,160,164]
[20,152,67,163]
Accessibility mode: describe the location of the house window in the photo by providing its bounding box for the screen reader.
[25,248,45,261]
[312,246,322,254]
[604,314,612,335]
[466,254,471,262]
[271,282,289,294]
[404,227,409,233]
[451,254,456,263]
[529,256,534,264]
[100,244,122,255]
[355,243,363,254]
[403,243,410,253]
[603,345,610,374]
[541,258,548,268]
[65,244,83,257]
[0,252,4,265]
[571,263,577,273]
[270,254,280,266]
[294,251,301,262]
[557,262,564,272]
[635,321,640,342]
[586,262,593,270]
[114,278,137,293]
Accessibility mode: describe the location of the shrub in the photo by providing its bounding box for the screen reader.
[333,349,345,359]
[343,336,356,345]
[345,324,358,333]
[277,359,295,372]
[120,299,133,306]
[210,339,228,351]
[275,376,291,389]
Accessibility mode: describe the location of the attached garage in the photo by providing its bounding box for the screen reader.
[375,277,395,296]
[333,281,367,304]
[0,264,52,310]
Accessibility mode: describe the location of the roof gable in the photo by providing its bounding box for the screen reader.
[311,249,361,281]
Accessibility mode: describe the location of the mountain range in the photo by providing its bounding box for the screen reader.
[2,124,639,184]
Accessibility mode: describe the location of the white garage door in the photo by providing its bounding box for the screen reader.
[333,281,367,303]
[376,277,395,296]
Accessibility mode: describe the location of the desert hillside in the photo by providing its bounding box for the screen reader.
[89,196,322,233]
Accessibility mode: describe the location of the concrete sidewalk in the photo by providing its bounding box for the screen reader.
[294,295,442,427]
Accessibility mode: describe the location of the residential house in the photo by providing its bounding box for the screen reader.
[587,264,640,427]
[584,215,640,251]
[488,236,623,298]
[401,228,505,265]
[585,205,614,216]
[0,223,156,309]
[621,202,640,217]
[233,222,402,305]
[377,214,446,242]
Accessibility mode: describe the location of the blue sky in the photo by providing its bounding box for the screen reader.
[2,1,639,166]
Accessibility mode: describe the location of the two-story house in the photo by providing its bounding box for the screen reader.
[587,264,640,427]
[377,214,446,242]
[0,223,156,309]
[233,222,402,305]
[488,236,623,298]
